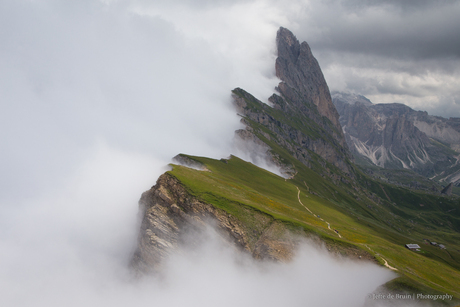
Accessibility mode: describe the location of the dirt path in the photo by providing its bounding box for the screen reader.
[296,187,342,238]
[364,245,398,271]
[295,187,398,271]
[296,187,314,214]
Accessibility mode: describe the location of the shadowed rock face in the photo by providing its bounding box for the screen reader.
[442,183,453,195]
[275,27,343,137]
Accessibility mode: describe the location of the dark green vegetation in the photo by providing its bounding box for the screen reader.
[232,87,353,178]
[358,163,443,191]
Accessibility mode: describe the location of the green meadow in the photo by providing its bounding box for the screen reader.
[169,154,460,300]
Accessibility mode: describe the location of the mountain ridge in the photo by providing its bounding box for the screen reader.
[131,27,460,303]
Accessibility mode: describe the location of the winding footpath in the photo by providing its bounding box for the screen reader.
[295,186,399,271]
[295,187,342,238]
[364,245,398,271]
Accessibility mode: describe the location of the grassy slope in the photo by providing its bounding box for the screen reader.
[168,154,460,299]
[164,88,459,300]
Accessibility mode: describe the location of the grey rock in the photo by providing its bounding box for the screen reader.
[276,27,343,135]
[333,91,460,180]
[441,183,453,195]
[131,173,300,274]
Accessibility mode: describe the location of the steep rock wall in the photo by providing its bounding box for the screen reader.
[131,173,297,273]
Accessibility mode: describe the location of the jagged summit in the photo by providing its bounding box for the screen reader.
[233,27,353,175]
[332,92,373,107]
[275,27,342,133]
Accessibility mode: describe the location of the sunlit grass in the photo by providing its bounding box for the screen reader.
[169,154,460,298]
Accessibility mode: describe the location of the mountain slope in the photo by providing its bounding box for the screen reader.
[132,153,460,299]
[131,28,460,303]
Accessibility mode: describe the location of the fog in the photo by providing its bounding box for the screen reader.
[2,208,396,307]
[0,0,450,306]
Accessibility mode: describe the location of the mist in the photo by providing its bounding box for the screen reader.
[2,216,397,307]
[0,0,449,306]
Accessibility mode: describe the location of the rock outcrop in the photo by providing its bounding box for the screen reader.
[441,183,453,196]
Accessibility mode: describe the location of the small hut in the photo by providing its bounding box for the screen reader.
[405,244,420,251]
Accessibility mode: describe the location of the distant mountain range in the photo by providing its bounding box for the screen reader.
[333,92,460,186]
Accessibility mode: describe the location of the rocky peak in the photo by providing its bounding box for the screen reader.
[275,27,342,133]
[232,28,354,176]
[332,92,373,107]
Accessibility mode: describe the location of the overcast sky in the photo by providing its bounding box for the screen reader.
[1,0,458,306]
[293,0,460,117]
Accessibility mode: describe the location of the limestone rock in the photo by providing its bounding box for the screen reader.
[232,27,354,177]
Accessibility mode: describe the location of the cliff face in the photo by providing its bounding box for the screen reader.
[233,28,353,177]
[131,173,297,273]
[275,27,343,137]
[333,92,460,182]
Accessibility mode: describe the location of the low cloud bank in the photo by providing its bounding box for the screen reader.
[1,192,396,307]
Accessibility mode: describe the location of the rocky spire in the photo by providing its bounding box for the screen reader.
[275,27,343,134]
